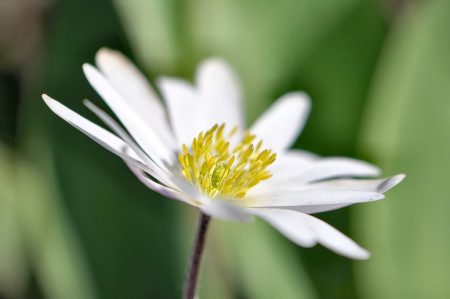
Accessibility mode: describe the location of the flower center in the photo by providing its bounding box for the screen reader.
[178,124,276,199]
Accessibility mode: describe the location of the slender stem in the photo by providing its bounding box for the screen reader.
[183,212,211,299]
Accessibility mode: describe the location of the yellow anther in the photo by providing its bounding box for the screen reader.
[228,126,239,138]
[178,124,276,199]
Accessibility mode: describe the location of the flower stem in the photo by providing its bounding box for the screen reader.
[183,212,211,299]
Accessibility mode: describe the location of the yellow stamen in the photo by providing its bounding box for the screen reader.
[178,124,277,198]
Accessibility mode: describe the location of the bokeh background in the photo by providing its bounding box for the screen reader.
[1,0,449,298]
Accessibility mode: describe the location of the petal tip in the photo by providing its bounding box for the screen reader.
[97,47,115,56]
[42,94,57,108]
[378,174,406,193]
[374,193,386,201]
[199,57,230,69]
[352,248,371,260]
[82,63,99,76]
[42,93,50,101]
[82,62,92,70]
[95,47,124,66]
[82,98,93,107]
[397,173,407,181]
[284,91,311,107]
[197,57,237,82]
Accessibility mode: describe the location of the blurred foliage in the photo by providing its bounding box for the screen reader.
[356,0,450,298]
[0,0,449,298]
[17,1,183,298]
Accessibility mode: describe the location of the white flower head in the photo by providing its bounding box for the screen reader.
[43,48,405,259]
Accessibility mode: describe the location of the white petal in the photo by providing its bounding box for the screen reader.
[270,157,381,184]
[287,204,351,214]
[241,190,384,208]
[249,149,319,195]
[248,208,316,247]
[83,100,174,186]
[268,150,318,178]
[304,174,405,193]
[300,212,370,259]
[157,77,204,146]
[42,94,139,161]
[250,208,369,259]
[250,92,310,152]
[124,158,194,205]
[43,95,177,190]
[83,63,173,163]
[288,175,405,214]
[265,174,405,194]
[95,48,176,149]
[196,58,244,129]
[199,196,252,222]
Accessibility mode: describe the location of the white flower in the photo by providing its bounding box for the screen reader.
[42,48,404,259]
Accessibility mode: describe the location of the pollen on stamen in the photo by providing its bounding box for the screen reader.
[178,124,276,199]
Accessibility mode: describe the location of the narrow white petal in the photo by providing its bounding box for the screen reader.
[248,208,316,247]
[83,100,175,186]
[300,212,370,259]
[83,63,173,163]
[43,94,178,191]
[42,94,139,161]
[196,58,245,129]
[199,196,252,222]
[250,92,311,151]
[287,204,351,214]
[250,208,369,259]
[286,175,405,214]
[264,174,405,194]
[242,190,384,208]
[95,48,176,149]
[157,77,205,146]
[303,174,405,193]
[270,157,381,184]
[249,149,319,195]
[124,159,194,205]
[268,150,318,178]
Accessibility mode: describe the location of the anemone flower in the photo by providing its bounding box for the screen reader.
[43,48,404,299]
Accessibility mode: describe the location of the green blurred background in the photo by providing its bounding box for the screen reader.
[1,0,449,298]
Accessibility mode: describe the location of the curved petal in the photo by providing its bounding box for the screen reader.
[304,174,405,192]
[83,100,174,185]
[250,208,369,259]
[83,63,173,164]
[269,157,381,184]
[262,174,405,194]
[249,149,319,195]
[42,94,139,161]
[43,95,177,190]
[196,58,244,129]
[124,158,194,205]
[286,204,351,214]
[157,76,205,146]
[268,150,318,177]
[199,196,252,222]
[252,174,405,214]
[95,48,176,149]
[300,212,370,259]
[250,92,310,152]
[249,208,316,247]
[241,190,384,208]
